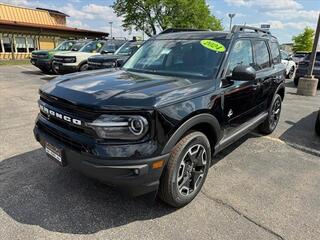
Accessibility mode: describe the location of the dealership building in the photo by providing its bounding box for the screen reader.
[0,3,108,60]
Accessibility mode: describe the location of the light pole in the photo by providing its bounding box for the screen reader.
[228,13,236,31]
[297,13,320,96]
[109,21,113,38]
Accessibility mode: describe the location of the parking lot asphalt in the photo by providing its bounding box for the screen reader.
[0,65,319,240]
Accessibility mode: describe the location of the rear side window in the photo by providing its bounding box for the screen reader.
[227,39,254,74]
[253,40,271,70]
[270,41,281,64]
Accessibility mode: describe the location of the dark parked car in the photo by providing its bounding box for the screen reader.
[294,51,320,87]
[34,26,285,207]
[316,110,320,136]
[88,40,144,70]
[292,51,309,64]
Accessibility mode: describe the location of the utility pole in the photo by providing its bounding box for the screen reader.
[228,13,236,31]
[109,21,113,38]
[297,13,320,96]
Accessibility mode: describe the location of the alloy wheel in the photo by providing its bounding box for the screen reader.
[270,98,281,129]
[177,144,207,196]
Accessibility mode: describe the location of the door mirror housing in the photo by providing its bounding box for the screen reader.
[101,50,114,54]
[231,65,256,81]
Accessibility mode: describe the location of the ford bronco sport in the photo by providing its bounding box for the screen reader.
[31,40,89,73]
[52,39,126,74]
[34,26,285,207]
[88,40,144,70]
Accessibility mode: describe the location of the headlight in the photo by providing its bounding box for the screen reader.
[86,115,149,140]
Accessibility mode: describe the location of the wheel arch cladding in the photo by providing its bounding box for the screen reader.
[161,113,221,155]
[277,85,285,101]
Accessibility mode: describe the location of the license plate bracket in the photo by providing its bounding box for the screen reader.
[45,142,66,166]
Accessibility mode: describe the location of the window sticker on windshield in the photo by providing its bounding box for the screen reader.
[97,43,102,48]
[200,40,226,52]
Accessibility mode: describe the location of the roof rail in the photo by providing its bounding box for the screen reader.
[231,25,270,35]
[159,28,208,35]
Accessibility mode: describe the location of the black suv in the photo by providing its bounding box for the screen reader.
[34,26,285,207]
[87,40,144,70]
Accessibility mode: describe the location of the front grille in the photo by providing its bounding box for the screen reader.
[39,96,98,138]
[38,121,90,153]
[53,56,75,63]
[32,53,48,59]
[40,93,100,120]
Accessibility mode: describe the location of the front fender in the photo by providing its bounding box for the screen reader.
[161,113,221,155]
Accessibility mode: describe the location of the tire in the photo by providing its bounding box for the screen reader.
[158,131,211,208]
[39,67,51,74]
[294,77,299,86]
[79,63,88,72]
[287,66,295,79]
[51,62,60,74]
[259,94,282,135]
[315,112,320,136]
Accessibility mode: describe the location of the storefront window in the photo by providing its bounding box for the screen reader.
[3,37,12,52]
[27,37,35,52]
[16,37,27,52]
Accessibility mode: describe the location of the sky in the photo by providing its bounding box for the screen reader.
[2,0,320,43]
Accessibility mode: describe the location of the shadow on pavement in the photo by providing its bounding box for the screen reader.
[279,111,320,151]
[0,149,174,234]
[21,70,57,81]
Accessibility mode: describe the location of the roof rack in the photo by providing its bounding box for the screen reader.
[159,28,208,34]
[231,25,270,35]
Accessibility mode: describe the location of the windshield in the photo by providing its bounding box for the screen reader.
[115,42,142,56]
[102,43,117,53]
[70,41,88,51]
[55,41,75,51]
[123,39,228,79]
[80,41,105,53]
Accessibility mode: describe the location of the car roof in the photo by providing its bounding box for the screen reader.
[154,31,229,40]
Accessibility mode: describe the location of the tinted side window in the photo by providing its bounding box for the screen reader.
[270,41,281,64]
[281,51,288,60]
[227,39,253,74]
[254,41,271,70]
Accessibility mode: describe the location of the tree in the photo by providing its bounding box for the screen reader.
[112,0,223,37]
[292,27,315,52]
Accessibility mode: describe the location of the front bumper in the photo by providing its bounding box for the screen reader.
[52,61,78,74]
[30,58,52,71]
[33,115,169,196]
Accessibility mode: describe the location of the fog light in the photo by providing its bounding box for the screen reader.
[133,169,140,175]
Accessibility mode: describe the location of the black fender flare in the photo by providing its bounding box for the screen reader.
[78,60,88,71]
[275,82,285,100]
[161,113,221,155]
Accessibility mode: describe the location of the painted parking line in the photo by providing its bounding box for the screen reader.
[250,132,320,157]
[16,65,53,78]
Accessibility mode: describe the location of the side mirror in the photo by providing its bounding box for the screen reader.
[116,59,125,67]
[231,65,256,81]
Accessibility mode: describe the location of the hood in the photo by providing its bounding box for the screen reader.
[32,50,51,55]
[54,51,96,57]
[88,54,128,63]
[40,70,214,110]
